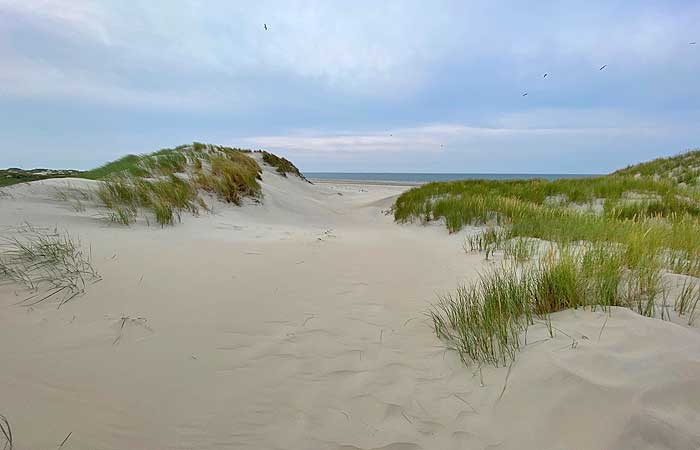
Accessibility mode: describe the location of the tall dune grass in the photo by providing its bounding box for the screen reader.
[195,155,262,204]
[401,150,700,366]
[614,148,700,186]
[432,243,671,366]
[395,175,700,224]
[259,151,307,180]
[92,143,263,226]
[397,187,700,275]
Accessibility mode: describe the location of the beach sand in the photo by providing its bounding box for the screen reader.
[1,166,699,450]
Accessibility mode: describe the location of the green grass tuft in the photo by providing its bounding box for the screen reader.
[259,151,307,180]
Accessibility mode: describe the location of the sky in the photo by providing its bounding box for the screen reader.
[1,0,699,173]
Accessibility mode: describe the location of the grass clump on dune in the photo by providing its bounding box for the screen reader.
[675,281,700,325]
[97,173,201,226]
[397,184,700,275]
[464,227,511,260]
[432,243,669,366]
[503,237,538,262]
[85,143,267,226]
[432,264,533,366]
[195,155,261,205]
[259,151,307,180]
[395,149,700,225]
[614,148,700,185]
[0,224,100,307]
[403,149,700,366]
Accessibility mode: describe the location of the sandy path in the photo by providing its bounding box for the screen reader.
[1,172,699,450]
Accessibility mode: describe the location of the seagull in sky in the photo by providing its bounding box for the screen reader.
[599,64,607,71]
[543,73,548,78]
[690,42,697,45]
[522,92,528,97]
[264,23,268,31]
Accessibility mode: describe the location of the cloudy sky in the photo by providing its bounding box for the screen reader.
[1,0,699,173]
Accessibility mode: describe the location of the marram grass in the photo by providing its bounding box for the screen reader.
[431,243,676,367]
[82,143,279,226]
[402,149,700,366]
[5,142,303,227]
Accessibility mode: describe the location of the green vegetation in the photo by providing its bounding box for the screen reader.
[260,150,307,180]
[93,144,263,226]
[1,142,307,226]
[675,280,700,325]
[0,224,100,307]
[431,241,683,366]
[0,168,81,187]
[195,154,262,205]
[96,174,203,226]
[614,149,700,186]
[397,149,700,366]
[394,180,700,275]
[395,175,700,226]
[464,227,510,260]
[503,237,538,262]
[81,154,150,179]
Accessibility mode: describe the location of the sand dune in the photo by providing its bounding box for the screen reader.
[1,165,699,450]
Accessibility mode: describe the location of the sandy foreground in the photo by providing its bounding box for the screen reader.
[1,167,700,450]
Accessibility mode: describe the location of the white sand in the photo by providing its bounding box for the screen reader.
[1,167,699,450]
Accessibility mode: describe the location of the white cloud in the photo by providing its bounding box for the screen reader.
[0,0,463,96]
[1,0,699,173]
[1,0,699,106]
[0,55,222,108]
[240,120,671,156]
[0,0,112,43]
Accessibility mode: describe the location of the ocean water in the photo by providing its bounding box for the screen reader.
[306,172,597,183]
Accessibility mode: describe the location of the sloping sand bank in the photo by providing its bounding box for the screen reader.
[1,169,699,450]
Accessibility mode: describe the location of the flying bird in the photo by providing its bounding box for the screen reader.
[522,92,528,96]
[264,23,268,31]
[599,64,607,71]
[690,42,697,45]
[543,73,548,78]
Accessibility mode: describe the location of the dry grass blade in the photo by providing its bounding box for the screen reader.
[598,313,610,342]
[0,414,12,450]
[0,224,100,307]
[497,358,516,402]
[57,431,72,449]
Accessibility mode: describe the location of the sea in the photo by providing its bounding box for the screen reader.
[306,172,597,184]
